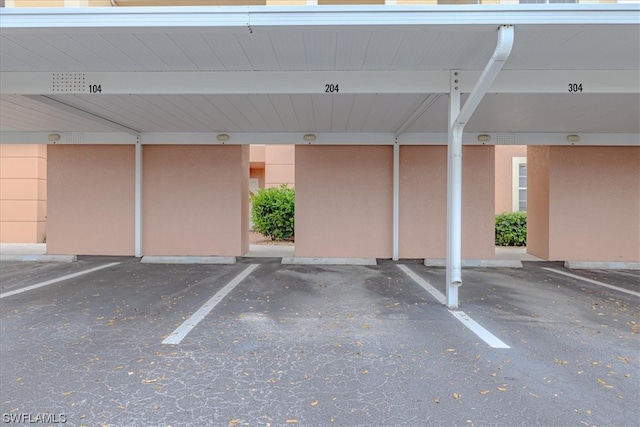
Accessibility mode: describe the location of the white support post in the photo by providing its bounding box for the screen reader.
[446,71,462,309]
[392,139,400,261]
[134,136,142,258]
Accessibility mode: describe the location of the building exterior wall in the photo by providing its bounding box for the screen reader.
[399,145,495,259]
[527,145,550,260]
[0,144,47,243]
[264,145,295,188]
[549,146,639,262]
[143,145,249,256]
[47,145,135,255]
[528,146,640,262]
[495,145,527,214]
[295,145,393,258]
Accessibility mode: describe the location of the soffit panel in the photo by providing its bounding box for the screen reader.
[2,24,637,72]
[406,93,640,133]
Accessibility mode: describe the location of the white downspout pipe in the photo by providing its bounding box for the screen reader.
[445,25,514,309]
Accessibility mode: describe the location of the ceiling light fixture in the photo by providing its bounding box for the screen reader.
[303,133,316,142]
[216,133,230,142]
[477,134,491,142]
[566,134,580,143]
[48,133,61,142]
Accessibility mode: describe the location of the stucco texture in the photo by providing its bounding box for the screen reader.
[528,146,640,262]
[399,145,495,259]
[47,145,135,255]
[295,146,393,258]
[143,145,249,256]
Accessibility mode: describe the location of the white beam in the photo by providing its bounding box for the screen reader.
[1,131,637,146]
[0,4,637,30]
[23,95,139,135]
[0,131,137,144]
[141,132,396,145]
[2,71,637,96]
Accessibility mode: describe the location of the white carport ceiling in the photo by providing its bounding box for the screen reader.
[0,5,638,139]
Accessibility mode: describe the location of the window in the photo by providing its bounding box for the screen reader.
[512,157,527,212]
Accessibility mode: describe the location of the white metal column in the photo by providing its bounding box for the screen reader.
[392,138,400,261]
[134,136,142,258]
[446,72,462,309]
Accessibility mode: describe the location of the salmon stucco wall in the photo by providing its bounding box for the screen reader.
[549,146,639,262]
[495,145,527,214]
[0,144,47,243]
[399,145,495,259]
[528,146,640,262]
[527,146,550,260]
[143,145,248,256]
[295,146,393,258]
[47,145,135,255]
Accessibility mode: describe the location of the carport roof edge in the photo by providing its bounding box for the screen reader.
[1,4,639,31]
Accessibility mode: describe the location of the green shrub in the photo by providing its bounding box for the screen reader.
[251,184,295,241]
[495,211,527,246]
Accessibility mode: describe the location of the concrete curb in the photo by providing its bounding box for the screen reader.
[424,259,523,268]
[141,256,236,264]
[0,254,77,263]
[564,261,640,270]
[282,257,377,266]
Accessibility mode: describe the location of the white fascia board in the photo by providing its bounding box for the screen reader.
[400,132,640,146]
[141,132,396,145]
[0,131,137,144]
[3,71,637,95]
[0,5,638,32]
[2,131,637,146]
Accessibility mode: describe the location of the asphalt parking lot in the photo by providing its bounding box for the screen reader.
[0,258,638,427]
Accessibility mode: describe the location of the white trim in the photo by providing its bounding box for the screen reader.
[1,5,637,30]
[3,71,637,95]
[511,156,527,212]
[1,131,637,146]
[449,311,511,349]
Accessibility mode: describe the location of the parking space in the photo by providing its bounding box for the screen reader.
[1,258,638,426]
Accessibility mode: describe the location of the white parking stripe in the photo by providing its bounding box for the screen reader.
[397,264,510,349]
[396,264,446,304]
[449,311,510,349]
[542,267,640,298]
[163,264,259,345]
[0,262,121,299]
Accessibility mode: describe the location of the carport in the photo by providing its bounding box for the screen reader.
[0,3,638,308]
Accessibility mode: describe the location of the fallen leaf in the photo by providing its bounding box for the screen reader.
[433,397,440,404]
[310,400,318,406]
[141,378,157,384]
[479,390,490,395]
[453,393,461,399]
[597,378,607,385]
[285,420,298,424]
[63,391,73,396]
[229,420,240,426]
[497,386,507,391]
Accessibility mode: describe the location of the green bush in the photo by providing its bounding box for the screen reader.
[251,184,295,241]
[495,211,527,246]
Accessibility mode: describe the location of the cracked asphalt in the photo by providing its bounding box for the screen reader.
[0,258,638,427]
